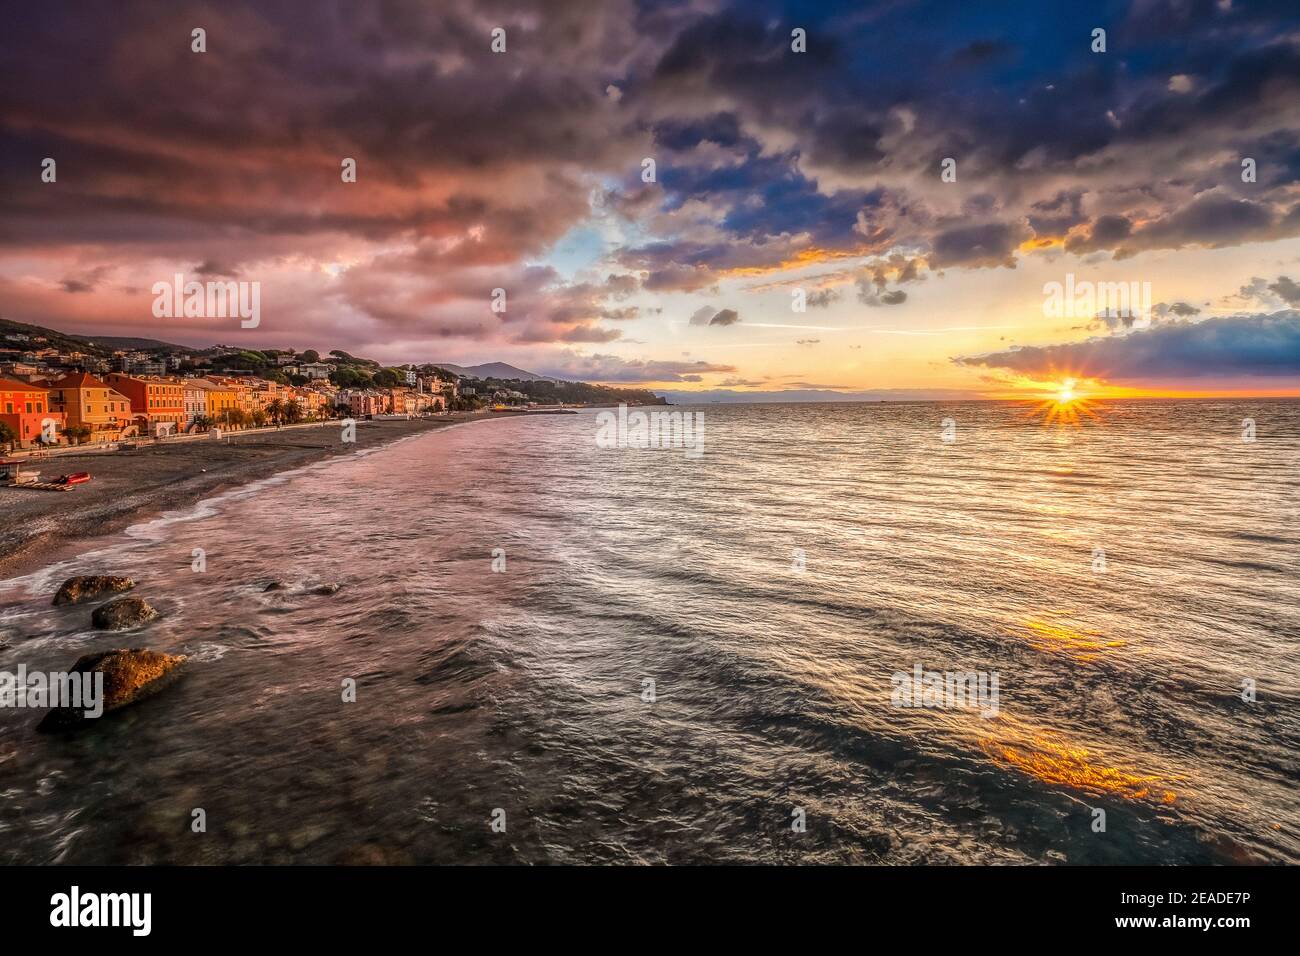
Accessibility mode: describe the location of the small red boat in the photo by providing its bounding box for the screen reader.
[55,472,92,485]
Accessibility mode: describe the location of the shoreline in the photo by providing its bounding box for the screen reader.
[0,414,495,581]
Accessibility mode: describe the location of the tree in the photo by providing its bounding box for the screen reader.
[283,399,304,424]
[251,409,268,428]
[301,349,320,363]
[191,415,213,432]
[0,420,16,448]
[329,366,370,388]
[266,398,285,424]
[372,368,400,387]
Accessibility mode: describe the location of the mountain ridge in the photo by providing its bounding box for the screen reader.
[431,361,556,382]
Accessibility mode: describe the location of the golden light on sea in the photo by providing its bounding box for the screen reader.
[979,730,1180,805]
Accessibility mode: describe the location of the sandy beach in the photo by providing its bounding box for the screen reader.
[0,415,489,580]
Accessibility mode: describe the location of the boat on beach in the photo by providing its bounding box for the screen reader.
[0,459,93,491]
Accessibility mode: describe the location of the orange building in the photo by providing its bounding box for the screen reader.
[189,379,242,426]
[0,378,64,447]
[105,373,185,436]
[47,372,135,441]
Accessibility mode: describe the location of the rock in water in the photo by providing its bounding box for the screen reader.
[91,597,159,630]
[52,575,136,606]
[36,648,187,732]
[310,583,341,595]
[263,581,286,592]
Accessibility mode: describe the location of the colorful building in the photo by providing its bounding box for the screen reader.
[0,378,64,447]
[189,378,243,427]
[105,373,185,436]
[47,372,135,441]
[295,387,331,418]
[342,390,386,418]
[182,381,207,428]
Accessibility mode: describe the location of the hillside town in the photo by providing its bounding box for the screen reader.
[0,321,664,450]
[0,349,453,449]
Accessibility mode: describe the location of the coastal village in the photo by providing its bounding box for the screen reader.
[0,329,541,451]
[0,340,455,449]
[0,319,664,455]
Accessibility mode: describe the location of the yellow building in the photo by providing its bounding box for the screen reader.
[47,372,136,441]
[190,378,242,426]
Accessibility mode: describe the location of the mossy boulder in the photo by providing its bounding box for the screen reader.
[52,575,135,606]
[36,648,187,732]
[91,596,158,630]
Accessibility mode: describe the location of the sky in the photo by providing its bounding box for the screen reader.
[1,0,1299,399]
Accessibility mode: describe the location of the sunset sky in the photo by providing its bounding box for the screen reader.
[2,0,1299,398]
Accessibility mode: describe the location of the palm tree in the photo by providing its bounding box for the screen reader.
[284,399,303,424]
[266,398,285,425]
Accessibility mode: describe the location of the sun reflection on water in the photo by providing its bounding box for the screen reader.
[979,730,1179,804]
[1020,616,1125,662]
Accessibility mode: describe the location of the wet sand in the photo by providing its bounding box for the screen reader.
[0,415,490,580]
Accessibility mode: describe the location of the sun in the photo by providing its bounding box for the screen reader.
[1022,377,1103,427]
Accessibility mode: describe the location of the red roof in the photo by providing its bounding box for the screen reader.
[0,377,51,392]
[48,371,108,389]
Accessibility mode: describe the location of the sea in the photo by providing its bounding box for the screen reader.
[0,399,1297,864]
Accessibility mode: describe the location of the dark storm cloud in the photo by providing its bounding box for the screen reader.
[653,113,747,151]
[1064,215,1132,255]
[1121,193,1278,255]
[955,312,1300,380]
[1269,276,1300,306]
[929,222,1028,270]
[1027,191,1087,237]
[1,0,1299,353]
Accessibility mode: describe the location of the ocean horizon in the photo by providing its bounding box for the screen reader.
[2,399,1295,865]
